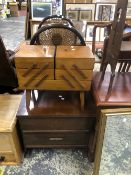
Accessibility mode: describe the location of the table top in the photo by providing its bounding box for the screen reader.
[15,43,55,59]
[15,43,95,60]
[92,72,131,107]
[17,91,97,117]
[56,46,95,60]
[0,95,22,132]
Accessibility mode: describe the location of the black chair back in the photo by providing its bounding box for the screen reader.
[30,23,86,46]
[38,15,74,30]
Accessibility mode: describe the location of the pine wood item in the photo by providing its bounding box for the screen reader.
[15,44,95,110]
[56,46,95,109]
[9,2,19,17]
[0,95,22,165]
[15,44,95,90]
[17,91,97,161]
[15,44,55,90]
[56,46,94,90]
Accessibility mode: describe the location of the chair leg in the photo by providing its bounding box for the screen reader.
[126,63,130,72]
[80,91,85,111]
[107,72,115,96]
[100,62,108,82]
[121,62,128,72]
[118,62,124,72]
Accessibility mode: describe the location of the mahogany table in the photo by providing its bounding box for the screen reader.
[92,71,131,108]
[15,42,97,161]
[17,91,97,161]
[91,71,131,163]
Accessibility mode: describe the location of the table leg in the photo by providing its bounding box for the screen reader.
[80,91,85,111]
[26,90,31,108]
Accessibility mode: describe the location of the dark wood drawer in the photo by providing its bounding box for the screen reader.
[19,117,95,131]
[23,132,89,148]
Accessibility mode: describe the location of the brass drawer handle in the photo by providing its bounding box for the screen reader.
[0,156,5,162]
[49,138,63,141]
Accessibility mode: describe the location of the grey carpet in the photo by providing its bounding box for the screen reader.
[4,149,93,175]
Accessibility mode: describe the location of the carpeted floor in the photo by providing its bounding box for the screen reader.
[98,114,131,175]
[3,149,93,175]
[0,16,25,51]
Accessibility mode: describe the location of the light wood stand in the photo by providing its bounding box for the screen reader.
[0,95,23,165]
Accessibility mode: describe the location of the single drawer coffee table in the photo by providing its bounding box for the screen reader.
[17,91,97,161]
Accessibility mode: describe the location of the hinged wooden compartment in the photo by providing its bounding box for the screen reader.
[0,95,22,165]
[15,43,95,91]
[56,46,95,91]
[15,44,55,90]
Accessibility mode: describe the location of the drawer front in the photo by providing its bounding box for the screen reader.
[56,70,93,81]
[0,134,12,152]
[19,117,95,131]
[0,153,16,164]
[15,59,54,69]
[18,80,91,91]
[17,69,54,80]
[56,59,94,70]
[17,69,54,89]
[23,132,89,147]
